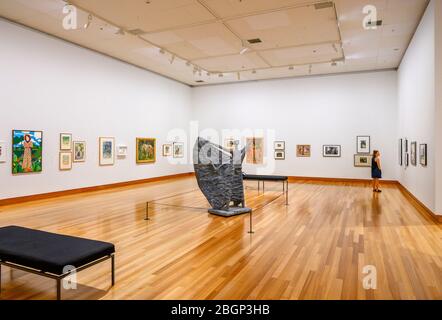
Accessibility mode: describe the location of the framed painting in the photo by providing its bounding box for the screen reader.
[274,141,285,150]
[274,150,285,160]
[173,142,184,158]
[420,144,427,167]
[323,145,341,158]
[410,141,417,166]
[356,136,370,154]
[0,141,6,163]
[398,138,403,166]
[354,154,372,167]
[12,130,43,174]
[60,133,72,150]
[162,144,172,157]
[73,141,86,162]
[404,138,408,153]
[59,152,72,171]
[136,138,156,163]
[99,137,115,166]
[296,145,311,157]
[246,137,264,164]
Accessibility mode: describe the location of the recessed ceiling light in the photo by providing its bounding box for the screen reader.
[170,54,175,64]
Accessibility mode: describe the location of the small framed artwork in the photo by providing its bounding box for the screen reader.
[410,142,417,166]
[59,152,72,171]
[246,137,264,164]
[163,144,172,157]
[73,141,86,162]
[60,133,72,150]
[99,137,115,166]
[225,138,238,152]
[405,153,409,167]
[274,141,285,150]
[136,138,156,163]
[117,145,128,158]
[354,154,372,167]
[274,150,285,160]
[398,138,403,166]
[404,139,409,153]
[419,144,427,166]
[356,136,370,154]
[12,130,43,174]
[323,145,341,158]
[173,142,184,159]
[0,141,6,163]
[296,145,311,157]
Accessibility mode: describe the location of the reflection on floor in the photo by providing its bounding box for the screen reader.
[0,177,441,300]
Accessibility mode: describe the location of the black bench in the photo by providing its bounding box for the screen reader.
[0,226,115,300]
[243,174,289,205]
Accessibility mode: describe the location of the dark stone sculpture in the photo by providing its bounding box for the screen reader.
[193,137,251,217]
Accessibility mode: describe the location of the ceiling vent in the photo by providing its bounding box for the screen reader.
[314,2,333,10]
[247,38,262,44]
[365,20,383,28]
[127,28,146,36]
[195,80,205,83]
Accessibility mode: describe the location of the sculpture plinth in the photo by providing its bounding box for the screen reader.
[193,137,251,217]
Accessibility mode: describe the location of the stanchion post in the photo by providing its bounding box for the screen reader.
[248,210,254,234]
[145,202,150,220]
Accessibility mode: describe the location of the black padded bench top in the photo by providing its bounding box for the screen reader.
[0,226,115,275]
[243,174,288,181]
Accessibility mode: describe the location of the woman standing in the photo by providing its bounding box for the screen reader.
[371,150,382,193]
[22,134,33,172]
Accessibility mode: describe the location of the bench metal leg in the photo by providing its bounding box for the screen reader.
[286,181,289,206]
[111,255,115,286]
[258,181,260,193]
[0,263,2,296]
[263,181,265,194]
[56,278,61,300]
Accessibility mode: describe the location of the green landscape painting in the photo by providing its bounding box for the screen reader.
[12,130,43,174]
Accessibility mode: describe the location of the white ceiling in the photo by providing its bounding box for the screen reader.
[0,0,429,86]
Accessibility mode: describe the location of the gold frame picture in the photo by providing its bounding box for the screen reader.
[60,133,72,151]
[136,138,156,164]
[73,141,86,163]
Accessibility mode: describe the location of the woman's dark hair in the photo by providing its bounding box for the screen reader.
[24,134,31,142]
[373,150,379,157]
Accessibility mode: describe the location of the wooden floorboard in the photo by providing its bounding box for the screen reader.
[0,177,440,300]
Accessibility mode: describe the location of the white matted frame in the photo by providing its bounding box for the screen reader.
[99,137,115,166]
[356,136,370,154]
[0,141,6,163]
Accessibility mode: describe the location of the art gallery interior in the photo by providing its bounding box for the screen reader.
[0,0,441,301]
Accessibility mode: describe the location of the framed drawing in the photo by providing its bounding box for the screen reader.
[356,136,370,154]
[274,141,285,150]
[405,153,409,167]
[162,144,172,157]
[60,133,72,150]
[173,142,184,158]
[225,138,238,152]
[73,141,86,162]
[323,145,341,158]
[404,138,408,153]
[12,130,43,174]
[296,145,311,157]
[410,141,417,166]
[136,138,156,163]
[274,150,285,160]
[354,154,372,167]
[99,137,115,166]
[419,144,427,167]
[59,152,72,171]
[398,138,403,166]
[0,141,6,163]
[246,137,264,164]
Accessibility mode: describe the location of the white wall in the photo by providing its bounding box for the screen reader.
[435,0,442,215]
[397,0,436,212]
[192,71,398,180]
[0,19,192,200]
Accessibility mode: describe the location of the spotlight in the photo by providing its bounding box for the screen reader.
[239,40,249,55]
[252,69,257,74]
[218,73,224,78]
[170,55,175,64]
[115,28,125,36]
[159,48,165,54]
[237,72,241,80]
